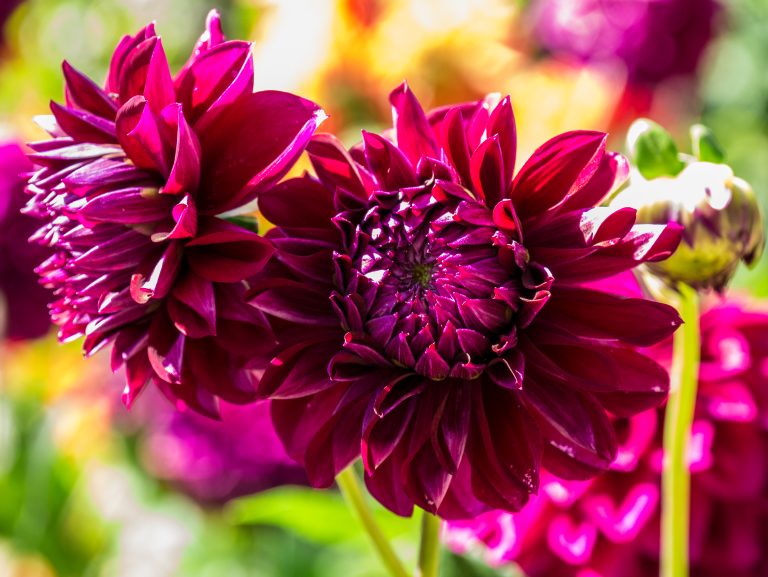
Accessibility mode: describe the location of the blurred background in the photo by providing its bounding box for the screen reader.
[0,0,766,575]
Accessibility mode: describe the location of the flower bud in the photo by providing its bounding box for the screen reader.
[613,120,764,291]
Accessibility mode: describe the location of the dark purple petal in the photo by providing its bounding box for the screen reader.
[307,134,371,209]
[62,61,118,119]
[130,240,183,303]
[539,286,682,346]
[50,101,116,143]
[167,272,216,338]
[361,130,419,190]
[185,217,273,282]
[163,105,202,195]
[176,40,254,129]
[470,135,505,206]
[522,377,616,479]
[198,91,325,214]
[486,96,517,191]
[258,175,336,229]
[551,223,683,282]
[557,151,629,213]
[510,131,606,218]
[389,82,439,165]
[115,95,172,175]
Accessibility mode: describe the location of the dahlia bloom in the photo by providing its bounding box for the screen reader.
[250,83,683,518]
[446,297,768,577]
[0,141,51,341]
[529,0,720,86]
[25,11,325,415]
[140,400,306,504]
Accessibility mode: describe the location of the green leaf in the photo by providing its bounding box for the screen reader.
[627,118,685,179]
[225,486,415,545]
[690,124,726,164]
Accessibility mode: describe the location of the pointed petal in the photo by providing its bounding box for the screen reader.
[523,377,616,479]
[470,135,505,206]
[186,217,274,282]
[167,272,217,338]
[362,130,419,190]
[539,286,682,346]
[116,95,171,175]
[130,240,183,303]
[63,60,118,119]
[198,91,325,214]
[487,95,517,191]
[389,82,438,165]
[511,131,607,218]
[163,105,202,195]
[176,40,255,129]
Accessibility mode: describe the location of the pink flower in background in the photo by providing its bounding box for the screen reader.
[446,298,768,577]
[140,400,306,505]
[0,141,51,341]
[25,11,325,416]
[249,83,682,518]
[530,0,720,86]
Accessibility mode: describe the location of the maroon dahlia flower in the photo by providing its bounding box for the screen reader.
[250,84,683,518]
[24,11,325,416]
[446,296,768,577]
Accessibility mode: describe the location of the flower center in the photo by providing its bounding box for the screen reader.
[332,185,552,381]
[405,262,434,290]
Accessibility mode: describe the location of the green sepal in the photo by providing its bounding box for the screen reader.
[690,124,726,164]
[627,118,685,180]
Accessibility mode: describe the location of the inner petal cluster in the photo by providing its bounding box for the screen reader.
[333,181,553,381]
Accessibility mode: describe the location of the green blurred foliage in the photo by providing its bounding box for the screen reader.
[0,394,112,576]
[700,0,768,293]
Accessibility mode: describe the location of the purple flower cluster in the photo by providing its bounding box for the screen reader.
[530,0,720,86]
[25,14,687,519]
[25,11,325,415]
[141,400,306,504]
[447,295,768,576]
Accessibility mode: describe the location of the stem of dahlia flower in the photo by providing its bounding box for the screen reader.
[336,466,411,577]
[661,282,700,577]
[417,511,441,577]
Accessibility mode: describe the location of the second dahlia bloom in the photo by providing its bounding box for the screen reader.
[446,297,768,577]
[250,84,683,518]
[25,12,325,415]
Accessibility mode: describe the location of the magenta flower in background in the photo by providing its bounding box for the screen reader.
[140,400,306,505]
[446,296,768,577]
[249,83,683,519]
[529,0,720,86]
[0,141,51,341]
[25,11,325,416]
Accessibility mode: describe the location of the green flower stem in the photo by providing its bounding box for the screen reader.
[418,511,441,577]
[661,282,700,577]
[336,466,411,577]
